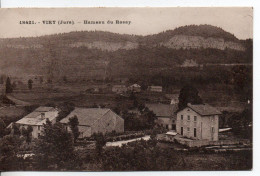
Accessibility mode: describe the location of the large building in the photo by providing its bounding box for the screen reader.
[15,106,59,138]
[145,103,177,130]
[60,108,124,138]
[176,103,221,141]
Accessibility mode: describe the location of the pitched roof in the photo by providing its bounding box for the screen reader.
[60,108,113,126]
[34,106,55,112]
[145,103,177,117]
[187,103,222,116]
[16,107,59,126]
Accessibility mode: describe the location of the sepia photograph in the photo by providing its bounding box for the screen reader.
[0,7,253,171]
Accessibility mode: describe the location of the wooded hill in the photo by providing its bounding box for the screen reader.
[0,25,253,81]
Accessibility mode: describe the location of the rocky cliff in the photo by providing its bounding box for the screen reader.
[160,35,245,51]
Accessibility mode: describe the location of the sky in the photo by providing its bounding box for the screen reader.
[0,7,253,39]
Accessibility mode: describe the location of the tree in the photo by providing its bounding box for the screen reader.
[231,65,251,92]
[12,82,16,90]
[5,77,13,93]
[56,102,75,122]
[0,135,24,171]
[28,79,33,90]
[178,84,203,110]
[112,105,121,115]
[137,103,145,112]
[12,123,21,136]
[33,120,81,170]
[219,111,229,128]
[93,133,106,157]
[21,126,33,144]
[68,115,80,142]
[101,139,184,171]
[123,109,156,131]
[141,108,157,129]
[227,106,252,139]
[0,75,4,84]
[0,118,11,138]
[0,118,6,137]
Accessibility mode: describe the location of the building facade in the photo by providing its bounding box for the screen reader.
[60,108,124,138]
[176,103,221,141]
[15,106,59,139]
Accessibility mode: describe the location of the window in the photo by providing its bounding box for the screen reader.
[194,128,197,137]
[187,115,190,121]
[38,126,40,130]
[211,127,215,133]
[194,116,197,122]
[187,127,190,132]
[38,133,40,137]
[166,125,169,129]
[172,124,176,130]
[181,127,183,135]
[181,115,183,120]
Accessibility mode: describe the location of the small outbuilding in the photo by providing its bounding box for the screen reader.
[148,86,163,92]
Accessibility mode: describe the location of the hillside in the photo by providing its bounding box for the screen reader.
[0,25,253,81]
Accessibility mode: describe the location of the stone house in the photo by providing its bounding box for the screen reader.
[15,106,59,139]
[176,103,221,141]
[60,108,124,138]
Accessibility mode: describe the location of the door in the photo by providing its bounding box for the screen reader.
[211,127,214,141]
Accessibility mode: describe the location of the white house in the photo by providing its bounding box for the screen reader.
[15,106,59,138]
[176,103,221,141]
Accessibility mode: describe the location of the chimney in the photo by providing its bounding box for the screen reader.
[41,112,45,119]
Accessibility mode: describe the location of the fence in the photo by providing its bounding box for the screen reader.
[176,138,250,148]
